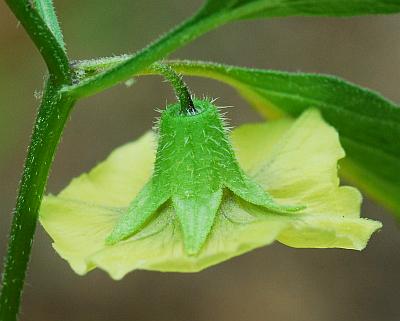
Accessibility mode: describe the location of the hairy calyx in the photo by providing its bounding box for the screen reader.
[106,99,303,254]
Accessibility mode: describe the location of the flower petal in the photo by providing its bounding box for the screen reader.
[41,196,118,275]
[236,109,352,214]
[278,215,381,250]
[232,109,381,249]
[41,194,287,279]
[231,118,293,173]
[58,132,155,207]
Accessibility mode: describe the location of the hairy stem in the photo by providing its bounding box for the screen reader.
[5,0,70,85]
[1,2,73,319]
[152,63,195,114]
[33,0,66,50]
[0,81,75,321]
[65,12,227,98]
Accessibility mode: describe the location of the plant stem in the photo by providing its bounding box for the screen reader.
[5,0,70,85]
[65,13,228,99]
[33,0,66,50]
[0,80,75,321]
[152,63,195,114]
[1,2,72,319]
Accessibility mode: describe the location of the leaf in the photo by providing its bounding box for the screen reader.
[168,60,400,217]
[198,0,400,20]
[33,0,65,50]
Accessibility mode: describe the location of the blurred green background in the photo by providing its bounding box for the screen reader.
[1,1,400,321]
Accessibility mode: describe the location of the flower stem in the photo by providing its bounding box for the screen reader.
[0,80,75,321]
[152,63,196,114]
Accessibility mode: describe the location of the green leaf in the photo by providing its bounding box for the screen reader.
[33,0,65,51]
[198,0,400,20]
[167,60,400,217]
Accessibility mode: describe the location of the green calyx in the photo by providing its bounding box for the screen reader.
[106,99,303,254]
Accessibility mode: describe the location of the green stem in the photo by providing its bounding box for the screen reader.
[33,0,66,50]
[152,63,195,114]
[65,12,228,99]
[5,0,70,85]
[75,59,220,77]
[1,2,73,319]
[64,0,310,96]
[0,80,75,321]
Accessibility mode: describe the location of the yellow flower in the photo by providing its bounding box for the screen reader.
[40,109,381,279]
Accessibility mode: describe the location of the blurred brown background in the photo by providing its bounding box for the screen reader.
[1,1,400,321]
